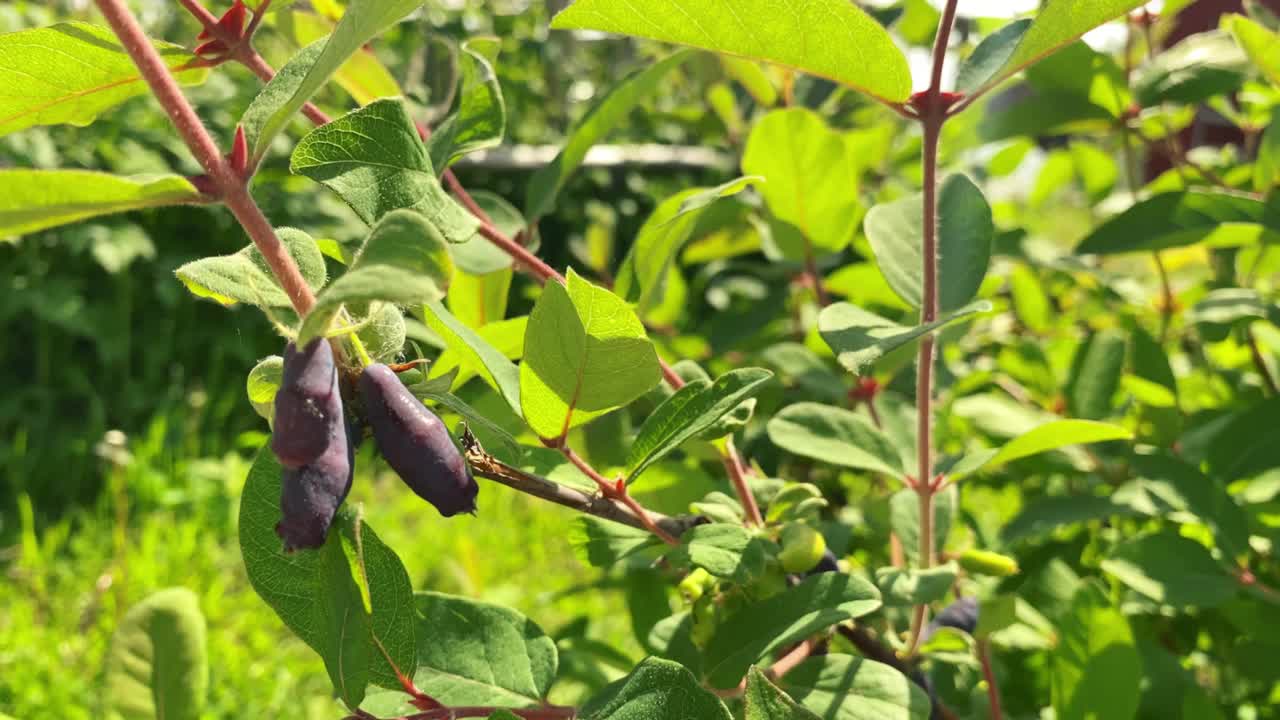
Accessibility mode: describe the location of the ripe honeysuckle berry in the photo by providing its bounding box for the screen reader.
[271,339,341,469]
[958,548,1020,578]
[778,522,827,574]
[359,363,478,517]
[925,596,979,640]
[276,413,354,552]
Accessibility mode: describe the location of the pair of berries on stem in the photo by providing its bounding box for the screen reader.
[271,339,478,551]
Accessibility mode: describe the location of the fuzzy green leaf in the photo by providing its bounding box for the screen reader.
[291,98,478,243]
[298,210,452,343]
[778,655,931,720]
[746,666,821,720]
[1076,190,1280,254]
[176,228,326,309]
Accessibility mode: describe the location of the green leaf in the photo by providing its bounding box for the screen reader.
[1253,108,1280,193]
[247,356,284,422]
[970,0,1149,97]
[525,50,695,220]
[1224,13,1280,86]
[551,0,911,105]
[627,368,773,483]
[105,588,208,720]
[421,301,522,416]
[568,516,663,567]
[956,19,1032,94]
[408,592,557,706]
[746,666,821,720]
[1101,533,1237,608]
[1009,264,1051,332]
[778,655,931,720]
[668,523,769,583]
[615,177,763,309]
[247,0,423,160]
[704,573,882,689]
[298,210,453,343]
[520,269,661,439]
[0,22,209,137]
[242,39,326,156]
[1051,584,1143,720]
[1206,397,1280,482]
[274,10,402,106]
[239,449,417,702]
[890,485,957,565]
[875,564,958,606]
[1002,495,1140,544]
[0,170,202,239]
[428,39,506,171]
[1132,30,1247,107]
[1076,190,1280,254]
[819,300,991,376]
[1188,288,1269,325]
[355,304,408,363]
[291,98,478,243]
[581,657,731,720]
[1067,330,1127,420]
[951,420,1132,479]
[767,402,905,478]
[743,108,862,254]
[1129,452,1249,558]
[864,174,993,311]
[176,227,326,308]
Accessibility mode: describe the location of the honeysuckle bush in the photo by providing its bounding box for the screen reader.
[4,0,1280,718]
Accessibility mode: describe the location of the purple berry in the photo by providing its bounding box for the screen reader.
[358,363,478,517]
[925,596,979,639]
[276,419,353,551]
[271,340,341,468]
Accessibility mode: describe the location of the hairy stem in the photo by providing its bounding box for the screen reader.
[96,0,315,316]
[906,0,959,656]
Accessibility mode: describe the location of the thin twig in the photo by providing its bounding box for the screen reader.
[559,446,680,545]
[1247,327,1279,396]
[461,431,700,540]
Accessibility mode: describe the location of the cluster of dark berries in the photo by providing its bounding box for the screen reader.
[270,339,478,551]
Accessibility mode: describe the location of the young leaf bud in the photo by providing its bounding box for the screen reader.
[359,363,478,516]
[271,339,341,468]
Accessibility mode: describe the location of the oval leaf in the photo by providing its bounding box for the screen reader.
[767,402,905,478]
[778,655,931,720]
[551,0,911,105]
[627,368,773,483]
[0,170,202,239]
[105,588,208,720]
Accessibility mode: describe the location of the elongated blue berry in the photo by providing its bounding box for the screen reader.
[271,339,340,468]
[359,363,478,516]
[276,418,353,551]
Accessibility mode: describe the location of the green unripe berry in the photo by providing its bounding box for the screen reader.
[778,523,827,574]
[679,568,714,603]
[958,548,1020,577]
